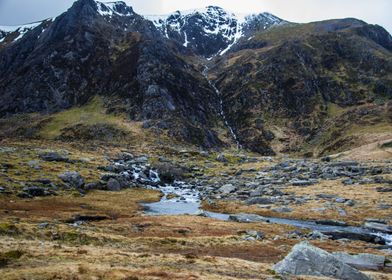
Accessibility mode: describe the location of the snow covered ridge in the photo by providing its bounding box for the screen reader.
[144,6,284,56]
[0,21,44,43]
[95,1,134,17]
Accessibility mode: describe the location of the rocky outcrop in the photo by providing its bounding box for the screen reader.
[273,242,371,280]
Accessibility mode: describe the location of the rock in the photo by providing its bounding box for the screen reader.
[335,197,347,203]
[273,242,371,280]
[219,184,236,194]
[317,193,337,199]
[37,222,49,229]
[363,222,392,234]
[322,231,386,245]
[107,178,121,191]
[308,230,329,240]
[377,203,392,210]
[315,220,348,227]
[245,197,274,205]
[241,230,264,241]
[27,160,41,169]
[194,210,209,217]
[229,213,270,223]
[364,218,388,224]
[66,215,109,223]
[18,186,51,198]
[116,152,134,161]
[84,182,101,190]
[216,154,228,162]
[39,151,69,162]
[345,200,355,207]
[376,187,392,192]
[290,179,318,186]
[59,171,84,188]
[333,252,386,271]
[272,207,292,213]
[328,161,359,167]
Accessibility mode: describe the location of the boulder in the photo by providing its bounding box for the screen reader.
[39,151,69,162]
[219,184,236,194]
[216,154,228,162]
[322,231,386,245]
[333,252,385,271]
[229,213,270,223]
[59,171,84,188]
[273,242,371,280]
[107,178,121,191]
[376,187,392,193]
[245,197,274,205]
[272,207,292,213]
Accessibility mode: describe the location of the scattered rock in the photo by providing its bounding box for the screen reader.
[245,197,274,205]
[39,151,69,162]
[272,207,292,213]
[240,230,264,241]
[273,242,371,280]
[59,171,84,188]
[17,186,53,198]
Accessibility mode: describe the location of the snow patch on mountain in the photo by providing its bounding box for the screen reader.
[145,6,284,57]
[95,1,133,17]
[0,21,43,42]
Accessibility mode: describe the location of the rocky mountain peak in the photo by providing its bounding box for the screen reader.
[146,7,284,57]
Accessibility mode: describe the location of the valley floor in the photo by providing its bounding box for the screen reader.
[0,139,391,279]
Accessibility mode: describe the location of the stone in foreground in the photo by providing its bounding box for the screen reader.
[273,242,371,280]
[333,252,385,271]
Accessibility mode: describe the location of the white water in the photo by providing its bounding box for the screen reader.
[202,66,242,149]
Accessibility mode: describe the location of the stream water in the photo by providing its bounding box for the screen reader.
[142,179,392,246]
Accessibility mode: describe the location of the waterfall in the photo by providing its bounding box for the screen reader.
[202,66,242,149]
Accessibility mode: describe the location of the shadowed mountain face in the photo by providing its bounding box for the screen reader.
[0,0,391,154]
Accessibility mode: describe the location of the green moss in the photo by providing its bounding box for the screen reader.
[39,96,126,139]
[0,223,20,236]
[0,250,24,267]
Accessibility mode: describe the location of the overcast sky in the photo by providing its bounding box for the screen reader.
[0,0,391,33]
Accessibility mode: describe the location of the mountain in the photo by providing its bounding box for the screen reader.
[0,0,391,156]
[146,6,284,57]
[210,18,392,155]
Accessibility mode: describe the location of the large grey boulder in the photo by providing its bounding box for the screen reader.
[273,242,371,280]
[333,252,385,271]
[59,171,84,188]
[219,184,236,194]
